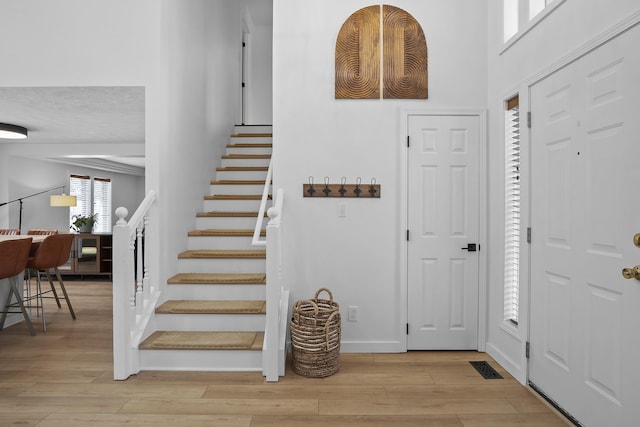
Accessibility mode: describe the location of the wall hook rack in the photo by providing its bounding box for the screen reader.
[303,176,381,198]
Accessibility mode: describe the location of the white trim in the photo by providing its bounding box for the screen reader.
[340,340,404,353]
[400,108,488,353]
[527,7,640,86]
[500,0,567,55]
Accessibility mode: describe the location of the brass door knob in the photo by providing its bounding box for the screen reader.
[634,233,640,248]
[622,265,640,280]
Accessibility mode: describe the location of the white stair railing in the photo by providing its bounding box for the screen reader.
[252,159,272,247]
[261,188,289,382]
[251,157,289,381]
[112,191,158,380]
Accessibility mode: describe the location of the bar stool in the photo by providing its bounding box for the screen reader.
[24,229,59,303]
[0,237,36,335]
[25,233,75,331]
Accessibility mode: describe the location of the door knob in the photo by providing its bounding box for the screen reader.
[461,243,477,252]
[634,233,640,248]
[621,265,640,280]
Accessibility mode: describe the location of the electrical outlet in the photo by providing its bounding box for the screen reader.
[348,306,358,322]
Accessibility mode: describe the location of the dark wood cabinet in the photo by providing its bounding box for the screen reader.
[59,233,112,275]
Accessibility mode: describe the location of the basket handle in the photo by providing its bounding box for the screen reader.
[314,287,334,304]
[293,299,319,326]
[324,310,340,350]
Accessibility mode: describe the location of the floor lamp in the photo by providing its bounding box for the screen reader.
[0,186,76,234]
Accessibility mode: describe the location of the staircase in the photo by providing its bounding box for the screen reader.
[138,126,273,372]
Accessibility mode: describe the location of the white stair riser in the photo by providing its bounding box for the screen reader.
[165,284,265,300]
[188,236,256,250]
[196,217,263,229]
[203,199,263,212]
[226,146,272,156]
[215,170,268,181]
[155,313,265,331]
[221,158,270,168]
[233,125,272,134]
[178,258,266,274]
[210,184,266,195]
[229,136,272,144]
[140,349,262,372]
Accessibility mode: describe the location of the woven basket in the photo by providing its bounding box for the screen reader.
[291,300,341,378]
[292,288,339,327]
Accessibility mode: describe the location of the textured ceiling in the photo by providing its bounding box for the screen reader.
[0,86,145,174]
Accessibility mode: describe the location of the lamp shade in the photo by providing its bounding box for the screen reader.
[0,123,28,139]
[50,194,77,207]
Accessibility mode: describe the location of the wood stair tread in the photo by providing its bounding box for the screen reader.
[210,180,270,185]
[178,249,266,259]
[188,229,265,237]
[222,154,271,159]
[140,331,264,350]
[204,194,269,200]
[230,133,272,137]
[197,211,266,217]
[216,166,268,171]
[156,300,266,314]
[226,143,272,148]
[167,273,266,284]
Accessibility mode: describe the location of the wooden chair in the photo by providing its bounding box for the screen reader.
[25,234,75,331]
[27,229,59,236]
[0,237,36,335]
[0,229,20,236]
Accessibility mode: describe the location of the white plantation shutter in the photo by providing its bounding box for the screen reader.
[504,95,521,324]
[69,174,91,227]
[93,177,112,233]
[68,174,113,233]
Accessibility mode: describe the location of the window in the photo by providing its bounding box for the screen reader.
[502,0,566,46]
[69,174,112,233]
[504,95,520,324]
[93,178,112,233]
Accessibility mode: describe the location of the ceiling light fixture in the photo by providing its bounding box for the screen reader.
[0,123,28,139]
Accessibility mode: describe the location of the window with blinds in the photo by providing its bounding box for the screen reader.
[68,174,112,233]
[69,174,92,221]
[93,177,112,233]
[504,95,521,325]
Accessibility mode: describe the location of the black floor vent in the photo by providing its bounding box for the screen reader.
[469,361,503,379]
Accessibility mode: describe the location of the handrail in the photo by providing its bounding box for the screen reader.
[252,158,273,247]
[112,190,157,380]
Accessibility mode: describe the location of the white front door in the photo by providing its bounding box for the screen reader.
[407,114,480,350]
[529,25,640,426]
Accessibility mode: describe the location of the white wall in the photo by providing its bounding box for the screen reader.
[153,0,246,286]
[4,156,143,234]
[246,23,273,125]
[0,0,159,227]
[486,0,640,382]
[273,0,488,351]
[0,0,251,293]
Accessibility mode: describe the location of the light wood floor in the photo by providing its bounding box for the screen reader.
[0,280,571,426]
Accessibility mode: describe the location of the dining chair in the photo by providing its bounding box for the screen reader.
[0,237,36,335]
[27,229,59,236]
[0,229,20,236]
[25,233,75,331]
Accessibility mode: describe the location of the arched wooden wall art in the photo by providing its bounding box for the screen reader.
[335,4,428,99]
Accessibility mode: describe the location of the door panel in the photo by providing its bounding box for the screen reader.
[407,115,480,350]
[530,25,640,426]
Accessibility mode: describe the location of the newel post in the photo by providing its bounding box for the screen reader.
[112,207,136,380]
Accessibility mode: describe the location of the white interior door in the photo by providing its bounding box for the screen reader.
[529,25,640,426]
[407,114,480,350]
